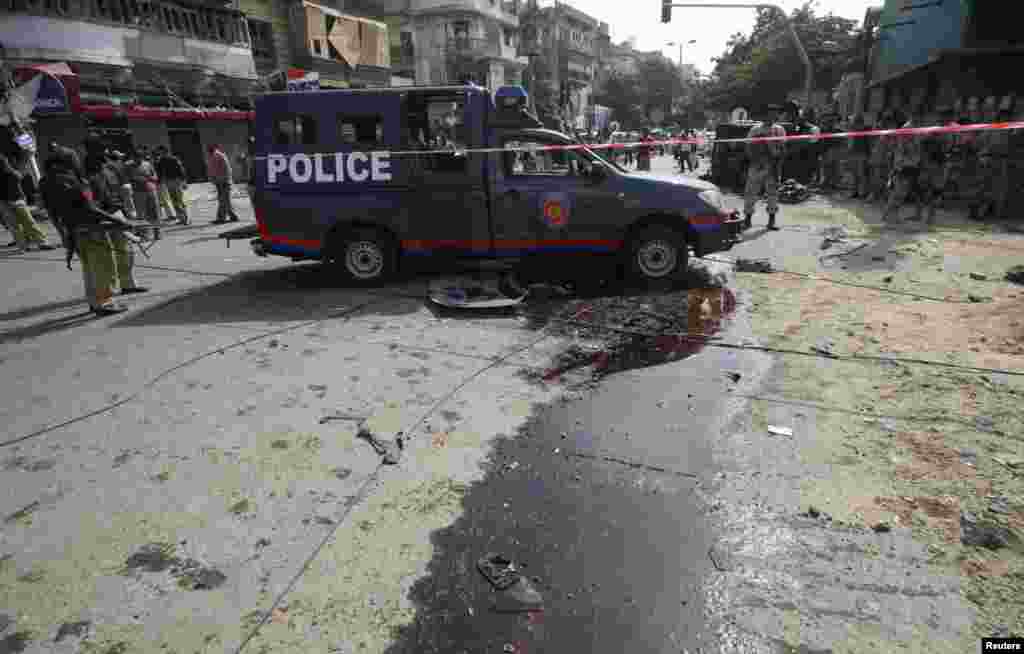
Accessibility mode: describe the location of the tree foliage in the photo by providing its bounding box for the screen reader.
[593,54,687,127]
[705,2,862,114]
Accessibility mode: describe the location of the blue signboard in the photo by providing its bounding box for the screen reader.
[33,74,69,114]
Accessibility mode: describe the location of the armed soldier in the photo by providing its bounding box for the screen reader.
[743,103,786,231]
[41,146,143,315]
[881,110,925,224]
[973,96,1013,221]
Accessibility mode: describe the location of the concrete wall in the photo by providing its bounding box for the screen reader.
[872,0,964,83]
[0,14,256,79]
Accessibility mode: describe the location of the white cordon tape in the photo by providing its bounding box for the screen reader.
[252,120,1024,160]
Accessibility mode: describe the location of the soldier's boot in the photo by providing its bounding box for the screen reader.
[766,212,779,231]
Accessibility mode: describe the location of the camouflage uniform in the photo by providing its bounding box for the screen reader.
[867,124,891,202]
[917,115,947,223]
[882,119,924,223]
[976,121,1012,220]
[743,118,786,229]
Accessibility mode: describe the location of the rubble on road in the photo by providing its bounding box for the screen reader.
[1006,265,1024,285]
[778,179,811,204]
[734,258,773,273]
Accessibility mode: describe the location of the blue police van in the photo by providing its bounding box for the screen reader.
[246,83,742,284]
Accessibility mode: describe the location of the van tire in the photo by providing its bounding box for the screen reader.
[329,227,396,285]
[628,225,688,283]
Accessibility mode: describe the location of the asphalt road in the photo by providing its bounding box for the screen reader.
[1,162,972,653]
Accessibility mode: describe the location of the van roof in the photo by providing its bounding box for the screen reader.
[260,85,489,97]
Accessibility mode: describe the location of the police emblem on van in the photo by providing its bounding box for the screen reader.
[542,193,570,228]
[267,152,392,184]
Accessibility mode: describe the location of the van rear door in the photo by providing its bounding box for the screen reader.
[254,92,407,258]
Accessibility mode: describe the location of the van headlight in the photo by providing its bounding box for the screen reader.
[698,189,724,211]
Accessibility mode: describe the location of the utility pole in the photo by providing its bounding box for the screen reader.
[661,2,814,109]
[666,39,695,69]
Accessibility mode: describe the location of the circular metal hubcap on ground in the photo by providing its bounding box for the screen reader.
[345,240,384,280]
[637,239,678,278]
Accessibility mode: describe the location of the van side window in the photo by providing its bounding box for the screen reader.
[402,92,469,174]
[273,114,317,146]
[503,139,589,177]
[338,115,384,147]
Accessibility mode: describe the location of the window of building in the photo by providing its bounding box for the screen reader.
[338,115,384,146]
[249,18,274,58]
[274,114,317,146]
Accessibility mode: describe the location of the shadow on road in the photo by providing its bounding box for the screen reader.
[0,297,85,323]
[383,400,713,654]
[113,263,425,328]
[0,310,97,344]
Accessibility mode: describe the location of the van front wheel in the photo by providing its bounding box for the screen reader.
[330,228,396,285]
[629,226,688,283]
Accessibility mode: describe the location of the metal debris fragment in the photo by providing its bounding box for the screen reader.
[767,426,793,437]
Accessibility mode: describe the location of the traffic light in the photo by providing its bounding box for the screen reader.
[661,0,671,23]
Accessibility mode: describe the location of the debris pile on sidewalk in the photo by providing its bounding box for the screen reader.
[477,553,544,612]
[734,258,773,273]
[778,179,811,204]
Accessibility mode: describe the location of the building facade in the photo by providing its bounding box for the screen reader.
[863,0,1023,120]
[1,0,260,178]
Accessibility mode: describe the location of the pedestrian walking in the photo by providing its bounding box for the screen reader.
[846,115,871,198]
[207,143,239,224]
[881,111,925,224]
[0,150,56,251]
[156,146,189,224]
[84,150,148,295]
[686,130,699,173]
[743,103,786,231]
[128,148,162,239]
[151,146,177,221]
[41,146,136,315]
[636,129,653,172]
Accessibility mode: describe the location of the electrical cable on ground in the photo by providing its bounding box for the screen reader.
[698,254,974,304]
[233,303,592,654]
[0,299,383,448]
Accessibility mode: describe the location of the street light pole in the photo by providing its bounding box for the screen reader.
[662,3,814,109]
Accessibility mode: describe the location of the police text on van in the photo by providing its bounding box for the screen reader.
[267,152,392,184]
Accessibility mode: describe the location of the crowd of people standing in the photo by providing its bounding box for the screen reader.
[3,132,245,316]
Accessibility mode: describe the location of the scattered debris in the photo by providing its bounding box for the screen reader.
[124,543,178,573]
[806,506,821,519]
[872,522,892,533]
[477,553,521,590]
[810,339,837,358]
[872,255,885,262]
[707,545,731,571]
[229,498,252,515]
[3,501,39,525]
[778,179,811,203]
[428,274,527,309]
[319,412,367,425]
[54,621,92,642]
[882,275,894,283]
[1005,265,1024,285]
[725,372,741,383]
[332,467,353,480]
[174,559,228,590]
[970,272,988,281]
[974,416,998,433]
[968,294,988,303]
[503,644,517,653]
[961,514,1014,550]
[735,258,773,273]
[989,496,1012,515]
[767,426,793,437]
[255,538,271,549]
[958,449,978,467]
[356,427,401,465]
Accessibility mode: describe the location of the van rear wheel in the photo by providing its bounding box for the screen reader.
[629,226,688,283]
[330,227,396,285]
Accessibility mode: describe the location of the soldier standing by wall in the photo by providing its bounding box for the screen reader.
[917,108,947,225]
[866,113,890,203]
[41,146,135,315]
[846,115,871,198]
[973,96,1013,221]
[881,110,924,224]
[743,103,786,231]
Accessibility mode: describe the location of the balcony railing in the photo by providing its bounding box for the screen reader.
[1,0,251,48]
[445,36,500,59]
